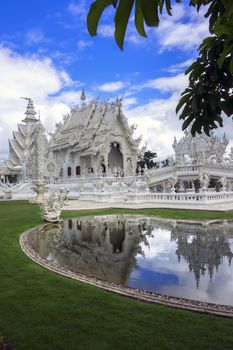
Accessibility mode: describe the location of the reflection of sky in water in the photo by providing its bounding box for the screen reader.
[128,227,233,305]
[30,216,233,306]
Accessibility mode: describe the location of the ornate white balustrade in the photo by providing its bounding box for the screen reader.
[51,175,144,185]
[126,191,233,205]
[2,170,233,207]
[146,163,233,191]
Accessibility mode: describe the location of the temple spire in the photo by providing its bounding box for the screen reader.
[21,97,39,123]
[80,89,86,101]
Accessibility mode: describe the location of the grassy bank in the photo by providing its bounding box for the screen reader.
[63,207,233,220]
[0,201,233,350]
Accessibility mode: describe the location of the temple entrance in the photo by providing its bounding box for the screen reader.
[108,142,123,176]
[101,163,106,175]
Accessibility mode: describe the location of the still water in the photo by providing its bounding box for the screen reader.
[28,215,233,305]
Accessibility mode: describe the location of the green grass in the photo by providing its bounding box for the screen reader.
[0,201,233,350]
[62,207,233,220]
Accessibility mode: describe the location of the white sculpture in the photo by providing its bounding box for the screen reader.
[169,175,178,193]
[199,171,210,192]
[219,176,227,192]
[39,190,65,223]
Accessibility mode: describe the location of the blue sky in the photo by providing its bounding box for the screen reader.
[0,0,231,161]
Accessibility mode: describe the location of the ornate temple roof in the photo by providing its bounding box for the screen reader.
[172,128,229,164]
[4,98,39,175]
[50,98,140,155]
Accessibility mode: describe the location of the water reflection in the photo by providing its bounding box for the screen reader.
[171,222,233,287]
[28,215,233,305]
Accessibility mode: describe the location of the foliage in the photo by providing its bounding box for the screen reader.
[177,0,233,135]
[87,0,233,135]
[137,150,157,169]
[160,158,170,167]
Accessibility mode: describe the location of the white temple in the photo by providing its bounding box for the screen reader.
[0,95,140,182]
[50,93,140,178]
[1,95,233,207]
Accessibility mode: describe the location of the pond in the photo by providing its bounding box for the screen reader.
[28,215,233,306]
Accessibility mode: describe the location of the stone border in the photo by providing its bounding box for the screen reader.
[19,224,233,318]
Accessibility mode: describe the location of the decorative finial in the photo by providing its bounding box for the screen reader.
[80,89,86,101]
[20,97,31,102]
[20,97,39,123]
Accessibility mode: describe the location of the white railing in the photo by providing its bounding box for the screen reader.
[51,175,144,185]
[125,191,233,205]
[146,163,233,187]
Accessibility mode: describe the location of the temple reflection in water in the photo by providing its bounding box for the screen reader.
[170,221,233,287]
[28,215,233,304]
[30,215,153,284]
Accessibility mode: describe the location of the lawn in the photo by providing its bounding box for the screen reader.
[0,201,233,350]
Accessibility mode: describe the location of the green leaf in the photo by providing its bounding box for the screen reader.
[114,0,134,50]
[176,93,192,113]
[182,115,194,130]
[165,0,172,16]
[230,57,233,74]
[191,95,201,114]
[135,0,147,37]
[141,0,159,27]
[185,61,197,75]
[221,99,233,117]
[87,0,114,36]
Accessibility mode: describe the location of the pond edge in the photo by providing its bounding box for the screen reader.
[19,224,233,319]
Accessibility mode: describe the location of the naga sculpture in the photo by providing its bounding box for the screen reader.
[39,190,66,223]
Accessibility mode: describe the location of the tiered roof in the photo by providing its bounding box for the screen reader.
[50,99,140,155]
[4,98,39,175]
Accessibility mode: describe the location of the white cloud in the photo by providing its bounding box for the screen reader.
[157,4,209,51]
[122,97,137,108]
[167,59,193,74]
[98,81,125,92]
[68,1,86,16]
[145,73,189,92]
[126,68,231,158]
[0,46,82,161]
[98,24,114,38]
[25,28,50,45]
[127,94,184,158]
[77,39,93,50]
[126,71,189,95]
[0,46,72,101]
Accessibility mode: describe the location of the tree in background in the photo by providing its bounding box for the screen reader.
[87,0,233,136]
[137,150,157,170]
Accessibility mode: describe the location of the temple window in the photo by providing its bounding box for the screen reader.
[68,220,72,229]
[76,166,81,176]
[68,166,72,177]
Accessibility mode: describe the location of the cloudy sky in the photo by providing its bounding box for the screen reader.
[0,0,232,163]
